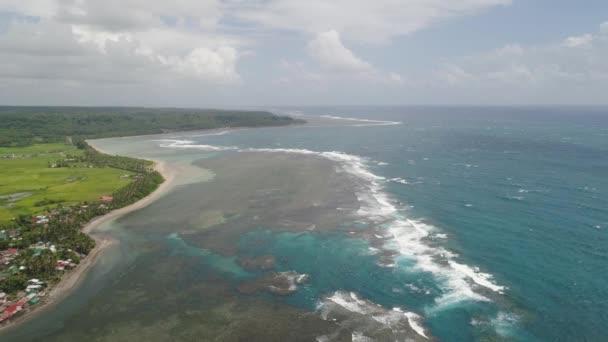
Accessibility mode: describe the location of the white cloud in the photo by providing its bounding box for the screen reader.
[0,0,512,96]
[0,0,58,18]
[272,30,403,86]
[274,30,404,85]
[308,30,373,73]
[55,0,223,31]
[435,22,608,88]
[229,0,511,44]
[564,34,593,48]
[0,0,241,85]
[388,72,403,83]
[159,46,240,83]
[276,61,325,85]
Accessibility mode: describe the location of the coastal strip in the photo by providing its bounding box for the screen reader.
[0,156,177,332]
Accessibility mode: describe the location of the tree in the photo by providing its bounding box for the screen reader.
[25,250,58,279]
[0,273,27,293]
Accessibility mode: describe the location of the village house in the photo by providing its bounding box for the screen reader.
[33,215,49,224]
[99,195,113,203]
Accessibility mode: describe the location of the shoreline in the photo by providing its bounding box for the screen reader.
[0,156,178,332]
[82,121,305,145]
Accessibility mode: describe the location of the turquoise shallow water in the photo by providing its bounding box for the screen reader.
[184,106,608,341]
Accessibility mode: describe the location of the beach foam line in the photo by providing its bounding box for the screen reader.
[156,139,238,151]
[150,130,235,141]
[183,130,236,138]
[319,115,402,127]
[286,112,402,127]
[158,139,506,310]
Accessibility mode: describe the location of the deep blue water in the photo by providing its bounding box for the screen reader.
[190,106,608,341]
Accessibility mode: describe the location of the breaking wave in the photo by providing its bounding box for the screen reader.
[287,112,402,127]
[156,139,239,151]
[317,291,429,340]
[159,138,508,326]
[318,115,402,127]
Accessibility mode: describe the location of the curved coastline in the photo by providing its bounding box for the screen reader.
[0,156,177,332]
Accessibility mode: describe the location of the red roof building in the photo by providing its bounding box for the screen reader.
[3,248,18,255]
[99,196,113,203]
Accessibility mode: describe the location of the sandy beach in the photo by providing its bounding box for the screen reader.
[0,159,178,332]
[82,160,177,234]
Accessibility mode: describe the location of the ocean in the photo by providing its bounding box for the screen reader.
[4,106,608,341]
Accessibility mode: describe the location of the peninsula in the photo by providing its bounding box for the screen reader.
[0,107,301,327]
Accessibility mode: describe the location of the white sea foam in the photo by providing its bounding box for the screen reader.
[318,114,402,127]
[399,309,429,339]
[326,292,374,315]
[351,332,374,342]
[280,271,309,291]
[160,138,507,314]
[390,177,410,185]
[255,148,510,308]
[157,139,238,151]
[180,130,236,138]
[368,247,380,255]
[491,311,519,337]
[320,291,429,339]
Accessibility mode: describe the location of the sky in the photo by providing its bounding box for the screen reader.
[0,1,607,107]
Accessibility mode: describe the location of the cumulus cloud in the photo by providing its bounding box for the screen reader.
[434,22,608,87]
[0,0,58,18]
[308,30,373,73]
[564,34,593,48]
[55,0,222,32]
[274,30,402,85]
[229,0,511,44]
[0,0,513,97]
[9,0,581,105]
[159,46,240,82]
[0,0,240,85]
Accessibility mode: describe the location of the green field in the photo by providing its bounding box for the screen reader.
[0,143,133,222]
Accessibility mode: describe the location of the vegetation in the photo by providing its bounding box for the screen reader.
[0,202,105,293]
[0,106,302,147]
[0,143,133,222]
[79,141,153,173]
[0,274,27,294]
[0,106,300,321]
[110,171,164,208]
[34,199,66,207]
[1,143,164,298]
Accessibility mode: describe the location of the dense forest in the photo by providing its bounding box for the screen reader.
[78,141,153,173]
[0,106,302,147]
[110,171,164,208]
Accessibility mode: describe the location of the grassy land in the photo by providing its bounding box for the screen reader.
[0,143,70,155]
[0,143,133,222]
